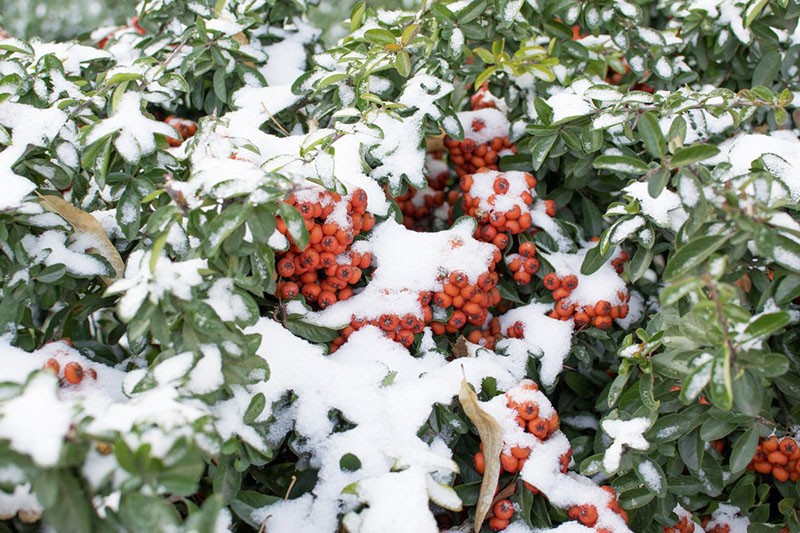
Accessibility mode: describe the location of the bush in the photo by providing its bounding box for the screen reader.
[1,0,800,531]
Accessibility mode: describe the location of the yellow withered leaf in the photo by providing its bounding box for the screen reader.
[37,193,124,284]
[458,370,503,533]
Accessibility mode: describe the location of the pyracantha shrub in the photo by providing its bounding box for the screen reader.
[3,0,800,532]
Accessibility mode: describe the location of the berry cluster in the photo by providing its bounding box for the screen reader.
[663,515,695,533]
[465,316,502,350]
[567,486,627,531]
[542,272,630,330]
[748,435,800,483]
[459,170,536,245]
[474,381,564,484]
[470,82,504,111]
[488,499,515,531]
[504,242,540,285]
[43,358,97,385]
[443,109,516,178]
[333,263,503,351]
[275,188,375,309]
[164,116,198,147]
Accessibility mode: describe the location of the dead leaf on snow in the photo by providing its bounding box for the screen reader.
[458,369,503,533]
[37,192,124,284]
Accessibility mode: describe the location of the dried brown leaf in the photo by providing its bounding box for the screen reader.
[426,133,445,152]
[459,370,503,533]
[451,335,468,359]
[37,193,124,284]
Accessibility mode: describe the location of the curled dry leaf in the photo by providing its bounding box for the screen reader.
[451,335,468,359]
[426,133,445,152]
[458,370,503,533]
[37,193,124,284]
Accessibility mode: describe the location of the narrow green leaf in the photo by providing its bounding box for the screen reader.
[638,112,666,158]
[670,144,720,168]
[593,155,649,174]
[663,234,729,281]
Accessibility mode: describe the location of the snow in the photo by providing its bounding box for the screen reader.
[0,101,68,210]
[706,130,800,202]
[542,248,629,307]
[295,218,497,327]
[457,108,510,144]
[84,92,176,164]
[21,229,109,277]
[544,92,595,123]
[497,302,575,387]
[205,278,251,323]
[704,504,750,533]
[245,318,531,532]
[600,417,651,473]
[105,249,207,321]
[637,460,662,492]
[0,373,73,466]
[623,181,687,232]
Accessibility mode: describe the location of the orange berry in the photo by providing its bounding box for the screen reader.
[474,451,485,474]
[562,275,578,290]
[594,315,613,330]
[493,177,510,194]
[500,452,519,473]
[552,287,570,301]
[511,446,530,459]
[488,517,509,531]
[773,465,790,482]
[768,450,788,466]
[528,418,549,440]
[543,272,561,290]
[518,241,536,258]
[317,291,337,309]
[493,499,514,520]
[64,362,84,384]
[517,402,539,421]
[43,358,60,375]
[763,436,780,452]
[594,300,612,316]
[754,461,773,474]
[780,437,797,456]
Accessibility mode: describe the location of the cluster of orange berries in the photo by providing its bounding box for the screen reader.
[465,316,503,350]
[164,116,198,147]
[567,486,627,531]
[748,435,800,483]
[505,242,540,286]
[275,189,375,310]
[443,121,516,178]
[459,170,537,246]
[393,187,458,232]
[331,264,504,351]
[470,82,503,110]
[474,381,564,482]
[664,514,696,533]
[541,272,630,330]
[43,357,96,385]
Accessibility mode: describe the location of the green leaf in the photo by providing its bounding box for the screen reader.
[395,50,411,77]
[593,155,649,174]
[206,204,253,256]
[752,51,781,87]
[285,318,339,343]
[744,0,768,27]
[339,453,362,472]
[669,143,720,168]
[662,234,729,281]
[647,167,670,198]
[581,243,615,275]
[638,112,666,158]
[530,133,557,170]
[430,3,456,23]
[456,0,487,23]
[533,97,553,125]
[364,29,396,46]
[33,471,92,533]
[277,203,310,251]
[243,393,266,424]
[744,312,790,339]
[213,68,227,103]
[350,1,366,32]
[730,427,759,474]
[119,493,181,530]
